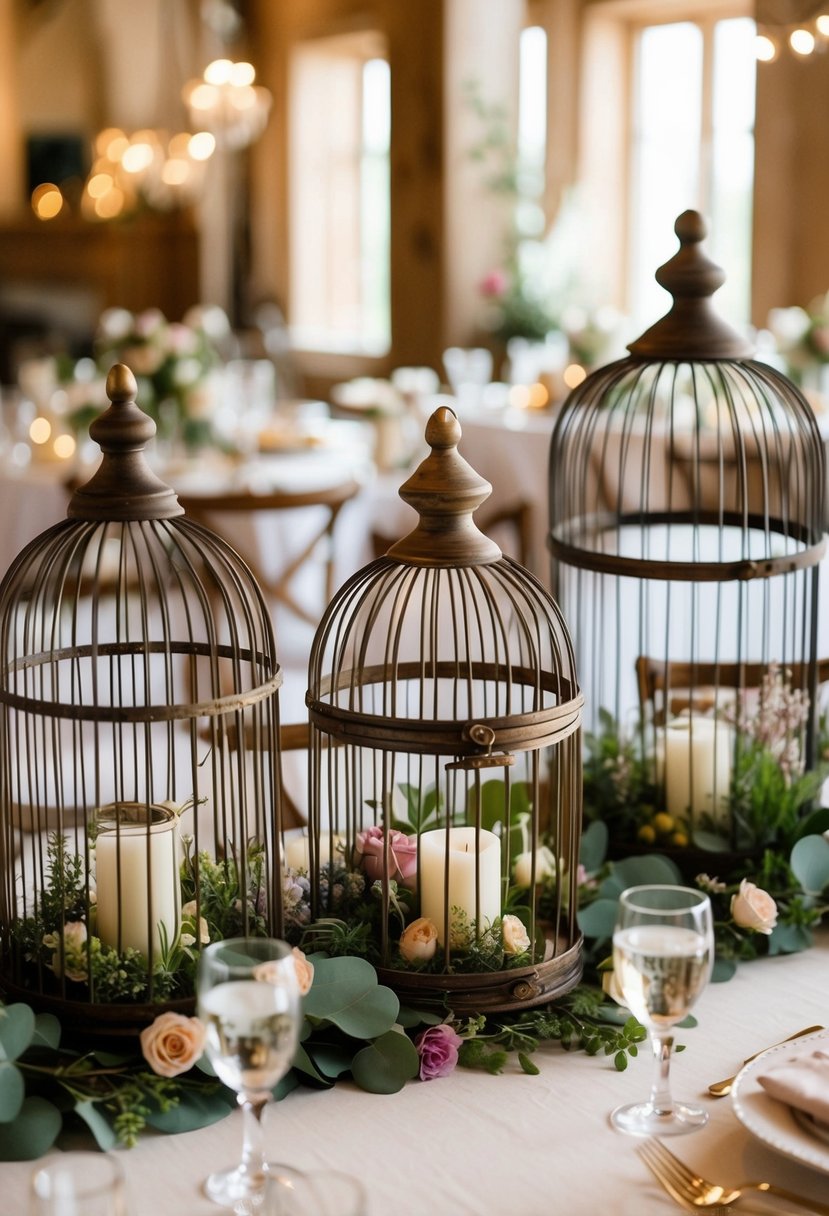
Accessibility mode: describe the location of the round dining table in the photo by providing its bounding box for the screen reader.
[2,934,828,1214]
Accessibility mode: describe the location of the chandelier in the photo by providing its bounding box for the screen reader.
[182,58,272,151]
[756,1,829,60]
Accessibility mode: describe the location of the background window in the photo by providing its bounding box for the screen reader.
[289,34,390,354]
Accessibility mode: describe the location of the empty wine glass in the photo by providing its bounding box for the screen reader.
[197,937,301,1210]
[30,1153,128,1215]
[610,884,714,1136]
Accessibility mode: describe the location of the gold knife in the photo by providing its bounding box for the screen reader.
[708,1025,824,1097]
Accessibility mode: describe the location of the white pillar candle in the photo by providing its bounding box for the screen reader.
[419,827,502,946]
[664,717,733,829]
[95,804,181,962]
[282,829,345,872]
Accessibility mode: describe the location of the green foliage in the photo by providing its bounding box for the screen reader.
[730,741,826,850]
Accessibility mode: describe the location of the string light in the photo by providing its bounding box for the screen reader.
[756,7,829,61]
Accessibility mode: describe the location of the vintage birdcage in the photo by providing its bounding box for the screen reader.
[0,366,284,1033]
[549,211,826,862]
[303,406,583,1012]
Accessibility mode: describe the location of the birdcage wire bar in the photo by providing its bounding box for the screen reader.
[0,368,285,1033]
[305,408,584,1012]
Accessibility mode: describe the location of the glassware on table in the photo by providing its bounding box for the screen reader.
[197,937,301,1210]
[30,1152,128,1215]
[610,884,714,1136]
[263,1167,368,1215]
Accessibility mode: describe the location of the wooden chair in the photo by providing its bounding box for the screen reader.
[177,478,362,629]
[636,655,829,725]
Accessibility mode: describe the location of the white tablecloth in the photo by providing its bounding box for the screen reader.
[2,936,828,1214]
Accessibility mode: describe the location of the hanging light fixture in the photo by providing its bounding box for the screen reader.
[182,57,272,151]
[755,1,829,61]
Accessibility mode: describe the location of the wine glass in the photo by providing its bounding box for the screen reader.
[197,937,301,1210]
[30,1153,128,1215]
[610,884,714,1136]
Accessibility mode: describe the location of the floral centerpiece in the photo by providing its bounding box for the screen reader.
[766,292,829,394]
[68,305,231,452]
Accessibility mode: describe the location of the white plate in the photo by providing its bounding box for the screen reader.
[732,1028,829,1176]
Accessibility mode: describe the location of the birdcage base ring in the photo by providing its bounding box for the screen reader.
[0,976,196,1042]
[376,934,583,1014]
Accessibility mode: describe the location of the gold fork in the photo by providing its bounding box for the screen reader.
[637,1138,829,1215]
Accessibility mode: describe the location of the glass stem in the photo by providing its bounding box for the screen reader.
[239,1092,269,1187]
[649,1032,674,1115]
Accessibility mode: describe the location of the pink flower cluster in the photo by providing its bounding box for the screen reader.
[726,662,810,782]
[414,1023,463,1080]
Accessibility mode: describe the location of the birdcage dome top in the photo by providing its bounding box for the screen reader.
[308,407,581,757]
[549,212,826,580]
[0,365,280,722]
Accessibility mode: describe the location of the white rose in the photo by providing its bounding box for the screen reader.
[512,846,558,888]
[731,879,778,935]
[502,913,530,956]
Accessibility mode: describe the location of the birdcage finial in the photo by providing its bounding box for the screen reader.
[627,210,754,360]
[67,363,184,521]
[386,406,501,566]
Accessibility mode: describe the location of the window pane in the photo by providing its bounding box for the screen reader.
[360,58,391,350]
[631,22,703,328]
[709,17,756,327]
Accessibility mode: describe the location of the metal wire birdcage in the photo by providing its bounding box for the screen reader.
[549,211,827,862]
[0,365,285,1034]
[303,406,583,1013]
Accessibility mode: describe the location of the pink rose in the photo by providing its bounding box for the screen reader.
[140,1012,207,1078]
[730,879,778,935]
[415,1023,463,1080]
[355,825,418,890]
[479,269,508,298]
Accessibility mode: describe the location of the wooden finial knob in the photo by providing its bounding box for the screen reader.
[386,406,501,567]
[68,363,183,522]
[628,209,753,360]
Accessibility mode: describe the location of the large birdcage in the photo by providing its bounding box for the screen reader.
[303,406,583,1013]
[549,212,826,863]
[0,366,284,1034]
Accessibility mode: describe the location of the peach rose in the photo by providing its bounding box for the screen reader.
[140,1012,206,1078]
[399,917,438,963]
[502,914,530,956]
[292,947,315,995]
[731,879,778,935]
[601,966,628,1007]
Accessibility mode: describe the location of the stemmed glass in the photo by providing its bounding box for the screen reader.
[197,937,301,1210]
[610,884,714,1136]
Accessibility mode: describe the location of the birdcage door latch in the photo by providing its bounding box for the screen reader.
[445,722,515,771]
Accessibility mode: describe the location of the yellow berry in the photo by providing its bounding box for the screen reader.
[671,831,689,848]
[653,812,674,836]
[637,824,656,845]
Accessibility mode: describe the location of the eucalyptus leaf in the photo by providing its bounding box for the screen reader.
[580,820,609,873]
[305,1042,355,1080]
[793,806,829,841]
[577,897,619,939]
[691,829,731,853]
[0,1096,62,1160]
[600,855,682,898]
[0,1061,24,1122]
[396,1005,442,1029]
[768,921,813,956]
[32,1013,61,1052]
[291,1042,331,1086]
[790,834,829,895]
[144,1086,235,1134]
[351,1030,419,1094]
[74,1100,118,1151]
[273,1071,300,1101]
[302,956,399,1039]
[0,1004,35,1062]
[711,957,737,983]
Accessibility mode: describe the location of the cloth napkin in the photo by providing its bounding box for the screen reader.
[758,1049,829,1125]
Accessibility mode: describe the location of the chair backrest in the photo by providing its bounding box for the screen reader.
[636,654,829,724]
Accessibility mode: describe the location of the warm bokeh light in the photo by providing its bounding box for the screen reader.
[230,61,256,86]
[563,363,587,389]
[161,158,191,186]
[188,131,216,161]
[29,417,52,445]
[790,27,815,54]
[508,385,531,409]
[527,381,549,409]
[818,14,829,35]
[53,434,76,460]
[31,183,63,220]
[204,58,233,85]
[94,187,125,219]
[187,82,220,112]
[231,86,258,112]
[168,132,192,158]
[755,33,777,62]
[87,173,114,199]
[122,141,155,174]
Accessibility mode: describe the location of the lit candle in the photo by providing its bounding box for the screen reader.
[419,827,502,946]
[282,829,345,872]
[663,717,733,829]
[95,804,181,961]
